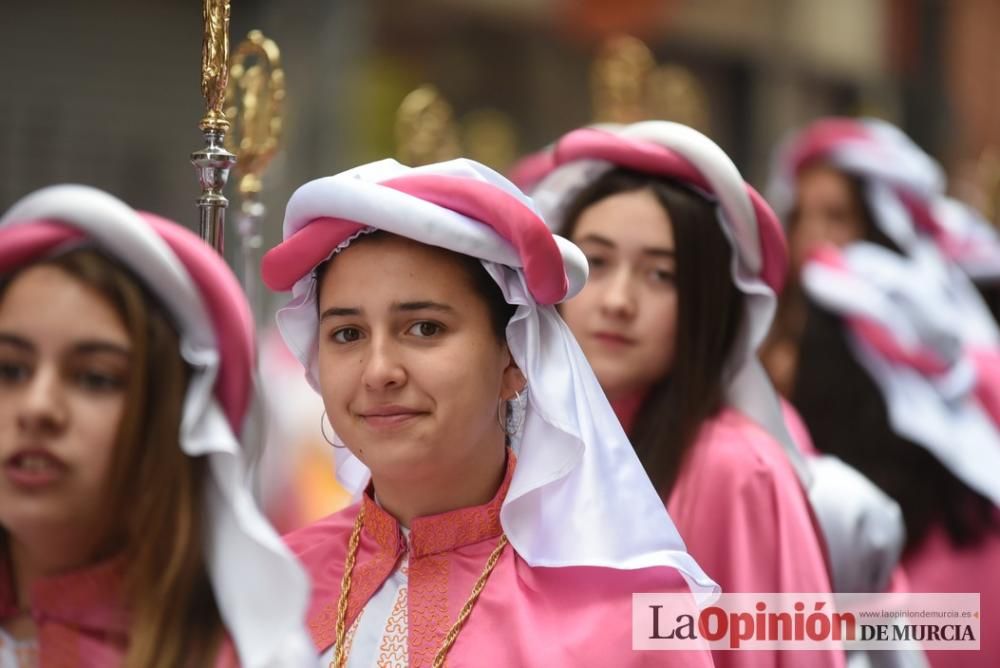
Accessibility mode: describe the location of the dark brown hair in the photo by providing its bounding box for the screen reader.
[792,301,1000,553]
[0,249,223,668]
[767,162,899,395]
[561,167,745,494]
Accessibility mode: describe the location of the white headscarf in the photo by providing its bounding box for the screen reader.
[802,242,1000,507]
[261,157,717,598]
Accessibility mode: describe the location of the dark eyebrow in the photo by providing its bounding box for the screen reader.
[320,307,362,322]
[0,334,130,358]
[73,341,131,358]
[394,301,455,314]
[575,233,615,248]
[320,302,455,322]
[576,233,675,258]
[0,333,32,352]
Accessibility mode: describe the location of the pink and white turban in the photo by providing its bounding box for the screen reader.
[529,121,810,485]
[803,242,1000,508]
[0,185,314,667]
[261,157,717,597]
[769,116,1000,346]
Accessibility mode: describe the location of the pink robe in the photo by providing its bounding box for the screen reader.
[286,453,715,667]
[666,408,846,668]
[903,516,1000,668]
[0,551,237,667]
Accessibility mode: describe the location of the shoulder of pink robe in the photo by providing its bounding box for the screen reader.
[283,500,369,652]
[667,408,846,668]
[903,515,1000,668]
[0,554,129,666]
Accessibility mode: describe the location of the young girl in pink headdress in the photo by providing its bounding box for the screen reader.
[528,121,855,668]
[794,241,1000,668]
[0,186,314,667]
[261,158,717,667]
[763,117,999,399]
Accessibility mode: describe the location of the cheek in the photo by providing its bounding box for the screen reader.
[318,353,355,408]
[559,286,598,333]
[637,290,679,370]
[75,396,127,488]
[640,289,678,340]
[829,217,864,245]
[434,345,505,421]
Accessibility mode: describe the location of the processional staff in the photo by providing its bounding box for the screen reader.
[224,30,285,324]
[191,0,236,254]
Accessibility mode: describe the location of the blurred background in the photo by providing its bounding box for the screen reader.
[4,0,998,247]
[4,0,999,528]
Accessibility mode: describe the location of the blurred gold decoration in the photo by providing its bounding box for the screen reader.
[462,109,519,173]
[395,85,462,166]
[646,64,710,134]
[591,34,711,132]
[224,30,286,325]
[978,147,1000,227]
[200,0,232,133]
[591,34,655,124]
[225,30,285,199]
[191,0,236,253]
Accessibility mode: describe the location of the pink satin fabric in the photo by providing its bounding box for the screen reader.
[0,553,237,667]
[666,408,845,668]
[286,453,714,667]
[903,516,1000,668]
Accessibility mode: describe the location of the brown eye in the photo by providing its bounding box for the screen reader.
[0,360,29,384]
[408,321,442,338]
[74,370,126,393]
[332,327,363,344]
[650,269,676,285]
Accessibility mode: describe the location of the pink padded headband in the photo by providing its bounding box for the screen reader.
[263,173,569,305]
[549,128,789,293]
[0,217,254,433]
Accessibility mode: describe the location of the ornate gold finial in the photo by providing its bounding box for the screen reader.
[591,34,655,124]
[646,63,711,133]
[462,109,519,173]
[978,147,1000,227]
[395,85,462,166]
[200,0,232,133]
[225,29,285,198]
[191,0,236,253]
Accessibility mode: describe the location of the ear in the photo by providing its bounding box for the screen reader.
[499,346,527,401]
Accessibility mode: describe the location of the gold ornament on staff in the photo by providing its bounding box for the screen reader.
[225,29,285,324]
[590,33,711,133]
[591,34,655,125]
[395,85,462,167]
[977,147,1000,227]
[191,0,236,254]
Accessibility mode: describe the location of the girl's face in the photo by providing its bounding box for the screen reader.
[789,163,867,272]
[560,189,678,401]
[0,266,129,544]
[316,234,522,485]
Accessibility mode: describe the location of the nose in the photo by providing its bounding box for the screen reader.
[16,364,68,436]
[599,265,637,320]
[361,334,407,392]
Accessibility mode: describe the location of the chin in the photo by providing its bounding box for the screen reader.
[356,438,439,480]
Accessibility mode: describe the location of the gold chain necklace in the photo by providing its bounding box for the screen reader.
[330,505,509,668]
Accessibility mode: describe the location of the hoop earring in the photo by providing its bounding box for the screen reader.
[497,398,507,433]
[497,389,526,436]
[321,411,347,448]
